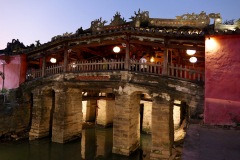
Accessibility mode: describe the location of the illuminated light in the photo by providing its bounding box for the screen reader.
[186,49,196,55]
[113,46,120,53]
[205,37,219,53]
[189,57,197,63]
[71,62,77,68]
[50,58,57,63]
[150,56,155,63]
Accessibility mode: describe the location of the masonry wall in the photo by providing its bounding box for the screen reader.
[0,90,30,137]
[205,35,240,125]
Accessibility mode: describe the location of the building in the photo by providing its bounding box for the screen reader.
[0,10,239,159]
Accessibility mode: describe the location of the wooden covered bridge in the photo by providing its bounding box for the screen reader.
[20,10,216,159]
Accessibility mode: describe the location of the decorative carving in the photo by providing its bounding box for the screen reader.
[91,17,107,31]
[35,40,41,47]
[63,32,73,37]
[109,12,126,26]
[5,39,25,54]
[176,11,208,21]
[76,27,84,35]
[208,13,221,19]
[51,35,62,41]
[130,9,149,27]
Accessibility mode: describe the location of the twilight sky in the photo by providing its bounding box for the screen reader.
[0,0,239,49]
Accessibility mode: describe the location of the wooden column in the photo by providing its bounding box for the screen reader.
[63,44,68,72]
[124,34,130,70]
[41,56,46,77]
[162,39,169,75]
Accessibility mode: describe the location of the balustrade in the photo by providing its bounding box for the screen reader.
[26,59,204,82]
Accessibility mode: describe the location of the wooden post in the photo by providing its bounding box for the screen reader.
[124,34,130,70]
[41,56,46,77]
[162,38,168,75]
[63,44,68,72]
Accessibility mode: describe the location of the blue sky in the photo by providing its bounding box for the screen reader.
[0,0,239,49]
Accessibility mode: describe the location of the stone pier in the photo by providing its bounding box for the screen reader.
[52,86,83,143]
[82,100,97,122]
[112,93,140,156]
[96,99,114,126]
[150,96,174,160]
[29,89,53,140]
[141,100,152,133]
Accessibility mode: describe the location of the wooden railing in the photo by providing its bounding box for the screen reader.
[68,59,125,72]
[129,60,163,75]
[26,59,204,82]
[46,64,64,76]
[168,64,204,81]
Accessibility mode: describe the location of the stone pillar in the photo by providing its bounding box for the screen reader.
[150,97,174,160]
[52,86,82,143]
[82,100,97,122]
[96,99,114,126]
[29,89,53,140]
[141,100,152,133]
[112,93,140,156]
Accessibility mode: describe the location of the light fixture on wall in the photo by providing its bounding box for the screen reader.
[189,57,197,63]
[186,49,196,56]
[113,46,120,53]
[50,58,57,63]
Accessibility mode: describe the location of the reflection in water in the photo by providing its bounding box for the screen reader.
[0,128,151,160]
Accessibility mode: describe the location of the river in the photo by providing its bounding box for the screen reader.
[0,127,152,160]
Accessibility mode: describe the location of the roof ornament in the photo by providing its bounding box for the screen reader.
[109,12,126,26]
[176,11,210,25]
[91,17,107,32]
[130,9,149,27]
[4,39,25,54]
[35,40,41,47]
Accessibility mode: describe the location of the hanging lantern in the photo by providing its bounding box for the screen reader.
[113,46,120,53]
[189,57,197,63]
[50,58,57,63]
[186,49,196,55]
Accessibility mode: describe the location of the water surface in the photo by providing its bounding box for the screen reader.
[0,128,152,160]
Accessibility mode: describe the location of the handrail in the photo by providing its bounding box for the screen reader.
[26,60,204,82]
[46,64,64,76]
[168,64,204,81]
[68,59,125,72]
